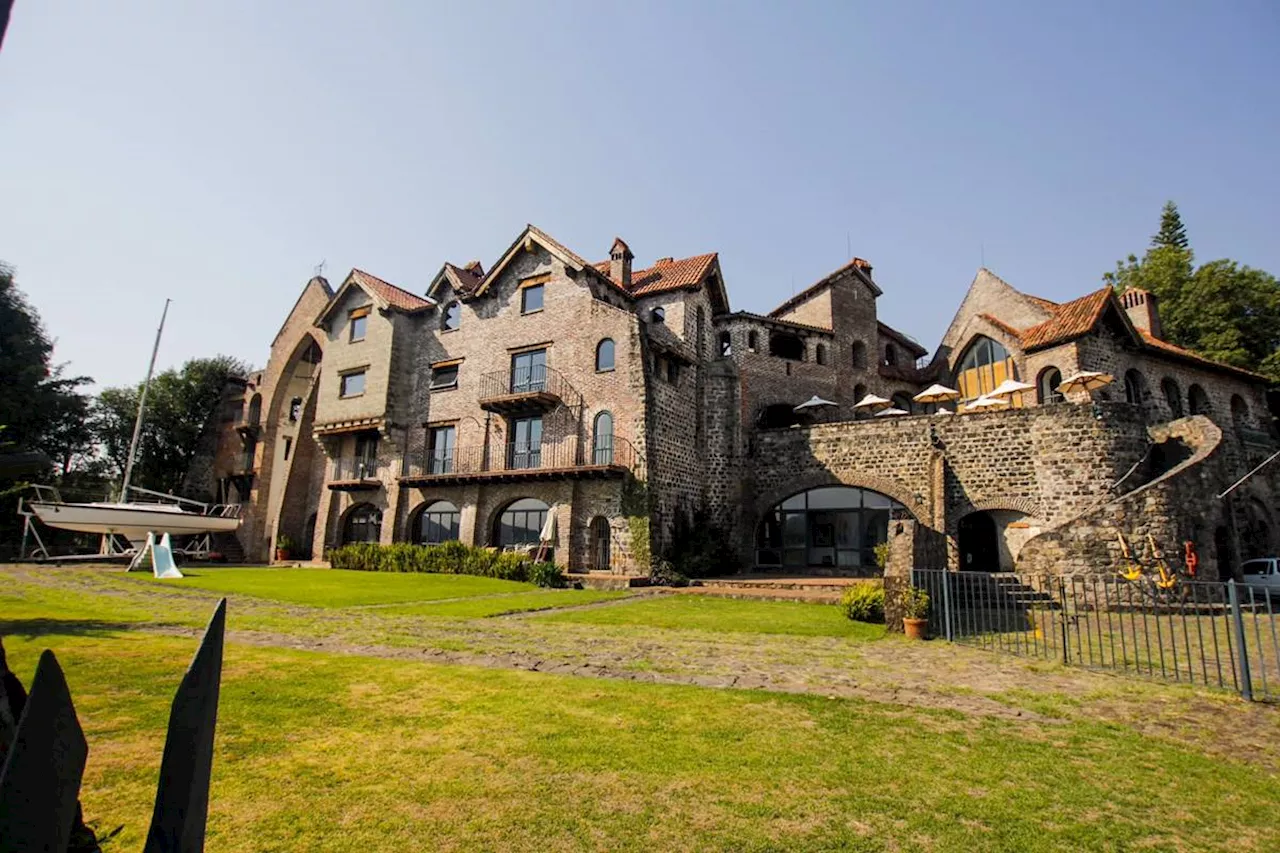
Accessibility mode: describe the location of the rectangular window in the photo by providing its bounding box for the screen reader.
[339,370,366,398]
[283,437,293,461]
[430,364,459,390]
[349,306,371,342]
[509,415,542,469]
[428,425,456,474]
[510,349,547,393]
[521,284,544,314]
[353,432,379,479]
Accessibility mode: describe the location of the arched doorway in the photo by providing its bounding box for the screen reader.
[495,498,550,551]
[958,512,1000,572]
[342,503,382,545]
[755,486,904,570]
[589,516,611,570]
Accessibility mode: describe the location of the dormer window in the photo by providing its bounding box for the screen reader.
[522,284,544,314]
[442,302,460,331]
[651,307,665,323]
[349,306,370,342]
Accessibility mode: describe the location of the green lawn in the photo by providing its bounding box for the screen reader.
[4,621,1277,852]
[374,588,633,618]
[536,593,887,639]
[128,567,534,607]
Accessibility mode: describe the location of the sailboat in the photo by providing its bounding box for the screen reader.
[26,300,243,552]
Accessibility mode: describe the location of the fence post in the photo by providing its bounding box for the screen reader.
[939,570,953,641]
[1057,578,1070,666]
[1227,580,1253,702]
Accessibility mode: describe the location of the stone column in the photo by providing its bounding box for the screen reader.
[883,515,917,633]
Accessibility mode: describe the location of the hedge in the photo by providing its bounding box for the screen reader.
[327,541,562,586]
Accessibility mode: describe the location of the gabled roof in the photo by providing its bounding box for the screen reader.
[1137,330,1271,382]
[427,262,484,300]
[472,224,601,297]
[594,253,719,298]
[1019,287,1121,351]
[768,257,882,319]
[877,321,928,357]
[315,268,433,326]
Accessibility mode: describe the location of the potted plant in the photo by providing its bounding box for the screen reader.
[899,586,930,640]
[275,534,293,563]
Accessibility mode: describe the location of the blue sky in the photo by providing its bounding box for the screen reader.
[2,1,1277,388]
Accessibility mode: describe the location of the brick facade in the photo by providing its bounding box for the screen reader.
[203,228,1279,578]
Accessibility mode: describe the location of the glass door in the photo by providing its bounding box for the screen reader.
[509,416,542,469]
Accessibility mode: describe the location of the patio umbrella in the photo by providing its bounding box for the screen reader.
[534,507,558,563]
[986,378,1036,399]
[933,408,955,416]
[793,395,837,412]
[963,396,1007,412]
[913,383,960,404]
[873,407,910,418]
[853,393,891,411]
[1056,371,1114,394]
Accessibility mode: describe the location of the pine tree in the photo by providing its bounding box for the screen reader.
[1152,200,1189,250]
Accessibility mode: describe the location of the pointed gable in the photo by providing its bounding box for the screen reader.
[315,268,432,326]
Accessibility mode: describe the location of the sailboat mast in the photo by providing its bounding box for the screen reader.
[119,299,171,501]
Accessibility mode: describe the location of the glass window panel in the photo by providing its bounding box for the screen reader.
[782,512,807,547]
[806,487,861,509]
[340,371,366,397]
[350,314,367,341]
[862,492,892,510]
[522,284,544,313]
[783,548,806,567]
[780,493,807,510]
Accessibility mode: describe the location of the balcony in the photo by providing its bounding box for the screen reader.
[401,436,641,485]
[477,366,579,414]
[328,457,385,491]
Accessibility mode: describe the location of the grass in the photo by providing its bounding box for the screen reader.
[126,567,535,607]
[5,620,1278,852]
[374,588,633,618]
[536,593,888,639]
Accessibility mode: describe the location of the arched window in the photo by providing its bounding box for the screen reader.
[1161,378,1183,418]
[955,336,1017,400]
[815,344,827,365]
[651,307,665,324]
[1037,367,1064,404]
[589,516,611,570]
[1123,369,1147,407]
[593,411,614,465]
[747,331,759,352]
[851,341,868,369]
[442,302,461,331]
[755,485,904,569]
[595,338,615,372]
[769,332,805,361]
[496,498,550,549]
[883,344,897,366]
[1231,395,1249,430]
[1188,384,1211,416]
[719,331,732,357]
[342,503,382,545]
[246,394,262,426]
[413,500,460,545]
[288,396,303,423]
[890,392,914,414]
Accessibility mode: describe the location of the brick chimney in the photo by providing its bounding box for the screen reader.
[610,237,633,289]
[852,257,873,278]
[1120,288,1162,339]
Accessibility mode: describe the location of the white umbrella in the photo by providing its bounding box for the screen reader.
[1057,371,1114,393]
[986,378,1036,399]
[933,408,955,416]
[963,396,1006,411]
[913,383,961,404]
[853,393,891,410]
[874,407,909,418]
[793,395,837,412]
[539,508,558,543]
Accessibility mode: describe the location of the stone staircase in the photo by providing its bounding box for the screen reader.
[211,533,246,564]
[566,572,652,591]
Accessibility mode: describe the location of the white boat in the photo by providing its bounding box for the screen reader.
[28,499,241,544]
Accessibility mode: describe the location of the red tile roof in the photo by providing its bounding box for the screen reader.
[350,268,433,313]
[443,262,483,295]
[978,313,1030,340]
[1137,331,1270,381]
[592,252,719,297]
[1019,287,1113,350]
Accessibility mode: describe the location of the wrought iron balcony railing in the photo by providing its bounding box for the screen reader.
[476,365,581,412]
[401,435,641,482]
[331,456,384,483]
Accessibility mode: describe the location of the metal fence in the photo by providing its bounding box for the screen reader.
[910,569,1280,703]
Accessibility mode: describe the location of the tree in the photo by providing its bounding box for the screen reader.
[1105,204,1280,382]
[92,356,248,496]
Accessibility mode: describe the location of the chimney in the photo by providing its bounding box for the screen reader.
[1120,288,1162,339]
[852,257,873,278]
[610,237,633,289]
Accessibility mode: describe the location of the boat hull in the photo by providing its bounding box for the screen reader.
[29,502,241,543]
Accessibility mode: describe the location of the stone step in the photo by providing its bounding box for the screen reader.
[566,572,651,591]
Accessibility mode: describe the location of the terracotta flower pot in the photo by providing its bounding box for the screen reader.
[902,617,928,640]
[275,548,289,562]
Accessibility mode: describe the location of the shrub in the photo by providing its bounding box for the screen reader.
[648,559,689,588]
[899,586,931,620]
[839,582,885,623]
[326,542,535,581]
[329,542,381,571]
[529,561,565,588]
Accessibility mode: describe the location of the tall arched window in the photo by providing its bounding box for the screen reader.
[413,500,460,544]
[851,341,868,369]
[955,336,1017,400]
[1123,369,1147,407]
[719,331,732,357]
[593,411,614,464]
[1161,378,1183,418]
[589,516,611,570]
[496,498,549,549]
[1188,384,1211,416]
[1037,367,1064,404]
[596,338,615,372]
[815,344,827,365]
[747,331,759,352]
[342,503,382,544]
[246,394,262,426]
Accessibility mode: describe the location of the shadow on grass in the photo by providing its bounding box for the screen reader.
[0,618,150,640]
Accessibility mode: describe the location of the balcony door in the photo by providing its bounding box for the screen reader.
[509,416,542,469]
[511,349,547,394]
[428,425,456,474]
[354,433,379,479]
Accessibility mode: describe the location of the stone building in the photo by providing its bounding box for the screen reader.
[205,225,1279,579]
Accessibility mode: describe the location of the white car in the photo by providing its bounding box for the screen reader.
[1240,558,1280,599]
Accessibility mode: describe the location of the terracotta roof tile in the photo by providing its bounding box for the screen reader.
[593,252,718,297]
[350,268,433,313]
[977,313,1026,341]
[1019,287,1113,351]
[1138,331,1270,382]
[443,262,483,295]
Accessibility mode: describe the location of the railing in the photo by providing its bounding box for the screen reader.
[331,457,384,482]
[476,365,580,403]
[911,569,1280,703]
[402,435,641,479]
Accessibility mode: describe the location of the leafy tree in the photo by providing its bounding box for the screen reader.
[1105,204,1280,381]
[92,356,248,496]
